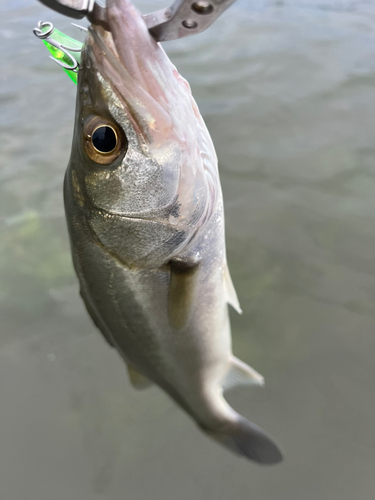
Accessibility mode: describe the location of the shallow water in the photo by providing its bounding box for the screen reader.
[1,0,375,498]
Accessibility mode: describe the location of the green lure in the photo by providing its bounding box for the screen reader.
[36,22,83,84]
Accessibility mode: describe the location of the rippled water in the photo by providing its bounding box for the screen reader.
[2,0,375,498]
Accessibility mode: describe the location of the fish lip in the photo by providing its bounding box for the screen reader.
[88,25,118,63]
[88,2,152,79]
[87,26,124,82]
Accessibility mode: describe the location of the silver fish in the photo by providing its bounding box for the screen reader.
[64,0,282,464]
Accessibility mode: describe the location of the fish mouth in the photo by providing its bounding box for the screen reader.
[88,0,179,144]
[103,0,159,73]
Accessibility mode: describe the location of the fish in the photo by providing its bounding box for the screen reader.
[64,0,283,464]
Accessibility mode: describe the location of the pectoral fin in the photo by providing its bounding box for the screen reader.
[222,356,264,391]
[224,265,242,314]
[127,365,153,390]
[168,260,200,330]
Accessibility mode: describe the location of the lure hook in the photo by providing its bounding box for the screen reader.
[47,39,79,72]
[33,20,84,82]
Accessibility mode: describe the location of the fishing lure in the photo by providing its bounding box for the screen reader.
[33,20,83,83]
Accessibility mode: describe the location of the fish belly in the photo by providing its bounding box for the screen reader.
[65,191,232,419]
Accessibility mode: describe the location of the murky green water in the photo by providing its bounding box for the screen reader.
[2,0,375,498]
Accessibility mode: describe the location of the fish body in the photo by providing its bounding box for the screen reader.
[64,0,282,464]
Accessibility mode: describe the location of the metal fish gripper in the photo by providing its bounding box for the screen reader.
[37,0,237,41]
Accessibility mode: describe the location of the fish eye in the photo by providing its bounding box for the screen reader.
[92,125,117,154]
[82,115,127,165]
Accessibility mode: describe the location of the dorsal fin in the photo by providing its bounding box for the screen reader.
[224,265,242,314]
[222,356,264,392]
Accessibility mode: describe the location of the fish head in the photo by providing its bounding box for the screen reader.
[67,0,219,265]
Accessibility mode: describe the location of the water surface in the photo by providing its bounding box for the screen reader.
[1,0,375,498]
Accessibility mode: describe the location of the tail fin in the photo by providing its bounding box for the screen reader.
[199,391,283,465]
[205,416,283,465]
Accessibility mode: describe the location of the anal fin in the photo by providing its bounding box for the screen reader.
[224,265,242,314]
[222,356,264,392]
[127,365,153,390]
